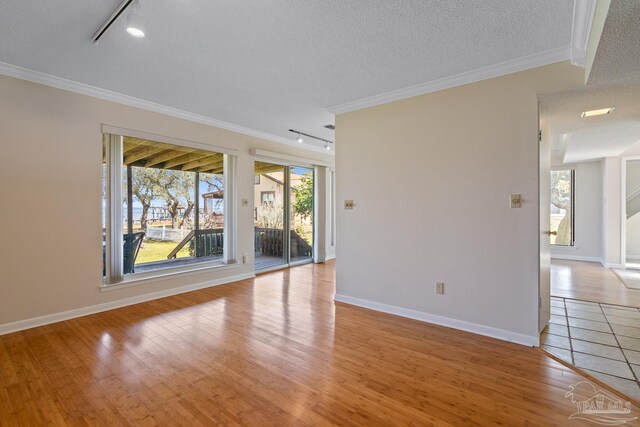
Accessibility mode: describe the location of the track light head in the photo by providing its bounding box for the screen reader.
[126,1,145,38]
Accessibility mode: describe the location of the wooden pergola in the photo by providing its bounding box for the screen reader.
[116,137,225,174]
[106,140,292,233]
[254,161,286,175]
[108,141,294,176]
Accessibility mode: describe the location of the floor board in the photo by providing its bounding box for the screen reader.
[1,261,637,425]
[552,259,640,307]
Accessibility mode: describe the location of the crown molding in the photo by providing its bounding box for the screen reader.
[0,61,334,156]
[328,46,572,115]
[570,0,598,67]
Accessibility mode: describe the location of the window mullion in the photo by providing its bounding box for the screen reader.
[194,171,200,257]
[223,154,236,263]
[106,134,124,283]
[571,169,576,247]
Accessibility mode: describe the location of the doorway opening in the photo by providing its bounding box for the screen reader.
[624,158,640,270]
[254,161,314,271]
[538,81,640,401]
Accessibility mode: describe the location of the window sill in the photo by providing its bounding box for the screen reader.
[551,245,577,250]
[101,260,238,292]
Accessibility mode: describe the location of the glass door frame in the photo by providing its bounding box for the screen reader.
[288,165,315,267]
[253,160,316,272]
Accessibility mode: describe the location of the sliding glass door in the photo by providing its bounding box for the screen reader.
[254,162,314,271]
[289,166,314,265]
[254,162,288,270]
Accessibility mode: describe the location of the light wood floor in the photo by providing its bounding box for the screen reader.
[552,259,640,307]
[1,261,636,425]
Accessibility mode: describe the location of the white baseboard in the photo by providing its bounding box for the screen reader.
[600,260,625,269]
[551,254,601,263]
[626,255,640,261]
[334,294,539,347]
[0,272,255,336]
[325,254,336,261]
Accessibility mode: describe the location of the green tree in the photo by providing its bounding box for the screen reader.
[292,175,313,219]
[157,170,195,229]
[128,167,163,231]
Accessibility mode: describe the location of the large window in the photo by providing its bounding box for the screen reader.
[550,169,575,246]
[102,134,233,284]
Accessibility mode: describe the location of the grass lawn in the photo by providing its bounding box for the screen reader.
[136,239,190,264]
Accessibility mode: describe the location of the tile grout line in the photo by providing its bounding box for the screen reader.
[599,301,640,387]
[562,298,639,384]
[564,298,575,365]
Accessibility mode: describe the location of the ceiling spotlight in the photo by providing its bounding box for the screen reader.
[126,1,145,38]
[297,133,303,143]
[581,107,614,118]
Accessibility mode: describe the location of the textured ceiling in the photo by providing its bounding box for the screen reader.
[540,1,640,165]
[0,1,573,148]
[589,0,640,85]
[541,83,640,164]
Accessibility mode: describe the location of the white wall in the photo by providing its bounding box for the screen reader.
[335,62,583,346]
[626,161,640,192]
[627,214,640,258]
[0,74,334,331]
[551,160,603,262]
[621,141,640,157]
[625,161,640,259]
[603,157,622,267]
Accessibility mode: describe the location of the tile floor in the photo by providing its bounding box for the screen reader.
[543,297,640,401]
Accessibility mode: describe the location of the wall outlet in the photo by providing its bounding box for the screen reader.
[241,199,249,207]
[344,200,354,210]
[436,282,445,294]
[242,253,248,264]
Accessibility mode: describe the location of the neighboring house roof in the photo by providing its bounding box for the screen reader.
[202,191,223,199]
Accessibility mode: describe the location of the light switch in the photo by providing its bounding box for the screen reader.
[510,194,522,208]
[241,199,248,206]
[344,200,354,210]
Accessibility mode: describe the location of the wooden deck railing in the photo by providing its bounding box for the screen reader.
[167,228,224,259]
[255,227,284,256]
[254,227,312,258]
[290,230,313,258]
[167,227,312,260]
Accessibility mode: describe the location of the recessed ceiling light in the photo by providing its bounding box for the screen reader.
[581,107,614,118]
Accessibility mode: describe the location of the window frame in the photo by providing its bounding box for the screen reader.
[261,191,275,206]
[330,168,336,248]
[550,167,575,247]
[101,127,237,287]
